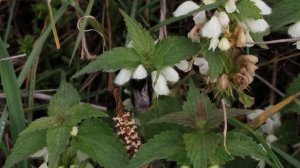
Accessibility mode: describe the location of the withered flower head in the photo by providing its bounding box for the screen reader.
[218,74,231,91]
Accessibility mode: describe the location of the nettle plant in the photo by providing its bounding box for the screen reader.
[5,0,290,168]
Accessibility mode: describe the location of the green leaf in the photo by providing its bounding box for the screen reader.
[127,131,188,168]
[20,117,56,135]
[285,74,300,113]
[211,132,268,165]
[3,130,47,168]
[266,0,300,30]
[201,40,223,79]
[183,132,221,168]
[64,103,108,126]
[73,47,141,77]
[182,80,215,115]
[250,30,270,49]
[72,119,129,168]
[120,10,155,57]
[47,126,72,168]
[147,111,196,129]
[153,36,199,68]
[48,81,80,116]
[236,0,262,20]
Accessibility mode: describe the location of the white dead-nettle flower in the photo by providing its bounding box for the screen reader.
[173,1,199,17]
[31,147,48,168]
[193,57,209,75]
[161,66,180,83]
[288,21,300,49]
[245,31,255,47]
[176,60,190,72]
[209,37,220,51]
[209,165,220,168]
[247,109,281,135]
[216,11,230,27]
[250,0,272,15]
[203,0,216,5]
[126,41,133,48]
[266,134,278,144]
[225,0,237,13]
[218,37,231,51]
[152,67,180,96]
[132,64,148,79]
[201,16,222,38]
[173,1,207,24]
[244,19,269,33]
[114,64,147,86]
[70,126,78,136]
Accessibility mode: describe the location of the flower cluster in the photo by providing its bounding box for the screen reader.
[173,0,271,51]
[288,21,300,50]
[231,55,258,90]
[115,64,180,96]
[113,112,141,157]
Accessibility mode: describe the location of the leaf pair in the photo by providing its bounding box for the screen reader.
[73,11,199,78]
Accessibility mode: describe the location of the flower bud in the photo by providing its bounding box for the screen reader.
[71,126,78,136]
[218,37,231,51]
[235,26,246,47]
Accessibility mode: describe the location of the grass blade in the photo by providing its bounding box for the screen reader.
[272,145,300,168]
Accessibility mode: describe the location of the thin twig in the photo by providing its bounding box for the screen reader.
[221,98,230,155]
[247,37,300,45]
[255,74,285,97]
[258,52,300,67]
[270,57,278,105]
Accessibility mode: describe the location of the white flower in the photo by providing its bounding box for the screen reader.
[296,41,300,50]
[203,0,216,5]
[217,11,230,27]
[225,0,237,13]
[201,16,222,38]
[209,165,219,168]
[173,1,199,17]
[288,21,300,38]
[126,41,133,48]
[246,31,255,47]
[218,37,231,50]
[114,69,133,86]
[194,57,209,75]
[244,19,269,33]
[209,37,219,51]
[123,98,133,111]
[250,0,272,15]
[161,67,180,83]
[151,71,170,95]
[266,134,278,144]
[176,60,190,71]
[31,147,48,168]
[132,64,147,79]
[193,11,207,24]
[70,126,78,136]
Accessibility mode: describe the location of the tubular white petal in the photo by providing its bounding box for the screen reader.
[218,37,231,51]
[217,11,230,27]
[245,19,269,33]
[201,16,222,38]
[225,0,237,13]
[161,66,180,83]
[193,11,207,24]
[176,60,190,71]
[132,64,147,79]
[247,109,263,120]
[245,31,255,47]
[114,69,132,86]
[288,21,300,38]
[194,57,209,75]
[203,0,216,5]
[208,37,219,51]
[250,0,272,15]
[151,71,170,95]
[266,135,278,144]
[173,1,199,17]
[296,41,300,50]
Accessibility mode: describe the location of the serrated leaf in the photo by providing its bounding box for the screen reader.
[127,131,188,168]
[201,40,223,79]
[47,126,72,168]
[236,0,262,20]
[183,132,221,168]
[284,74,300,113]
[120,10,155,57]
[64,103,108,126]
[182,80,215,115]
[153,36,199,68]
[3,130,47,168]
[266,0,300,30]
[73,47,141,77]
[72,119,129,168]
[20,117,56,135]
[147,111,196,128]
[211,132,268,165]
[48,81,80,116]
